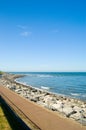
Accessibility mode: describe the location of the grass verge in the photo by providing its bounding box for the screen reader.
[0,104,12,130]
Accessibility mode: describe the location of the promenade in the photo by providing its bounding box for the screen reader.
[0,86,86,130]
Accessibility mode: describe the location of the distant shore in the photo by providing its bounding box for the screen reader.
[0,73,86,126]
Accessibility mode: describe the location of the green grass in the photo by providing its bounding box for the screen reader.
[0,105,12,130]
[0,102,30,130]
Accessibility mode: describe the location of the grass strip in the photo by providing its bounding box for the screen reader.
[0,104,12,130]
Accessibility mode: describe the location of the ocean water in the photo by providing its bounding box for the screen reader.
[11,72,86,101]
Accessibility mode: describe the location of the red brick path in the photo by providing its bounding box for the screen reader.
[0,86,86,130]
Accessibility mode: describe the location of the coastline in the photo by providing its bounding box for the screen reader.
[15,78,85,103]
[0,73,86,126]
[14,72,86,101]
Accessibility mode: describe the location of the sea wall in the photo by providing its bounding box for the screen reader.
[0,73,86,126]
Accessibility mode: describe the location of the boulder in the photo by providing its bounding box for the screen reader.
[73,106,82,112]
[63,107,74,117]
[30,98,38,102]
[70,112,81,120]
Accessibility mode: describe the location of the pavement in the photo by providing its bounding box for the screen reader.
[0,86,86,130]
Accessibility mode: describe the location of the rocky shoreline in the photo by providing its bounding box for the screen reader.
[0,73,86,126]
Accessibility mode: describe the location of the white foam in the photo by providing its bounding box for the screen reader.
[71,93,80,96]
[41,86,50,90]
[37,74,53,78]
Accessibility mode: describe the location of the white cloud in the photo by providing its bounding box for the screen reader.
[17,25,27,29]
[20,31,32,37]
[17,24,32,37]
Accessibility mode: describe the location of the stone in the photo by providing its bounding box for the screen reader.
[63,107,74,116]
[70,112,81,120]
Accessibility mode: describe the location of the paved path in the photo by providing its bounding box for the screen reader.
[0,86,86,130]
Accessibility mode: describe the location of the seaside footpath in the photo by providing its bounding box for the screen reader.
[0,73,86,130]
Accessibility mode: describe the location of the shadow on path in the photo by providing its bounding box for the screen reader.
[0,96,31,130]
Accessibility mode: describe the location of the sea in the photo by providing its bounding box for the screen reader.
[11,72,86,101]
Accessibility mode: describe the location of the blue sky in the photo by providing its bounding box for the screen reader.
[0,0,86,72]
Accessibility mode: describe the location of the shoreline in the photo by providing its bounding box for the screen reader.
[15,75,86,103]
[0,73,86,126]
[15,72,86,102]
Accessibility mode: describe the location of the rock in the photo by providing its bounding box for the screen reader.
[73,106,82,112]
[66,111,77,118]
[50,101,64,112]
[63,107,74,117]
[30,98,38,102]
[70,112,81,120]
[37,101,46,107]
[81,104,86,108]
[32,89,37,93]
[50,104,58,111]
[30,95,40,102]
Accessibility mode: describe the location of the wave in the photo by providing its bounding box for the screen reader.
[37,75,53,78]
[70,93,80,96]
[15,79,28,86]
[27,74,53,78]
[41,86,50,90]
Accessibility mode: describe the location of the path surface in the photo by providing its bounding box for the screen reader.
[0,86,86,130]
